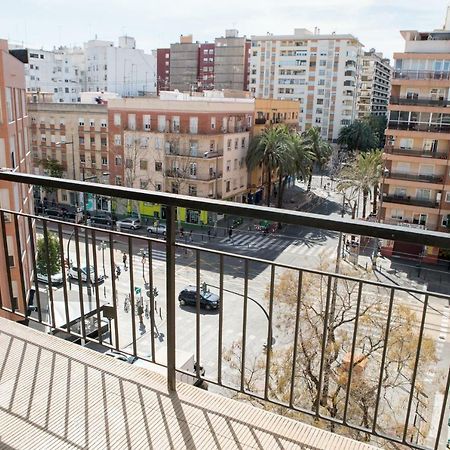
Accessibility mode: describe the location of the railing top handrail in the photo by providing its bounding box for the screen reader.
[1,171,450,249]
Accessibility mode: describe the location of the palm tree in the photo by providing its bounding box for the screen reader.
[337,150,382,218]
[337,120,377,154]
[302,127,332,192]
[246,125,291,206]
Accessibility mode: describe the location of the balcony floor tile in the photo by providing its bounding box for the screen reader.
[0,317,379,450]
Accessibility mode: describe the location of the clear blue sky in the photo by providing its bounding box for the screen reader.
[1,0,448,60]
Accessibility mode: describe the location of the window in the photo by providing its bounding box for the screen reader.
[171,183,178,194]
[189,163,197,177]
[234,159,238,170]
[101,119,107,128]
[140,160,148,170]
[101,137,107,147]
[157,115,166,132]
[226,160,231,172]
[211,117,216,129]
[189,117,198,134]
[101,156,108,165]
[89,119,95,127]
[234,139,238,150]
[316,98,324,105]
[227,139,232,150]
[209,140,215,151]
[445,192,450,202]
[155,161,162,171]
[188,185,197,196]
[143,115,151,131]
[5,88,13,122]
[140,179,147,189]
[79,118,84,126]
[241,137,246,149]
[41,134,46,142]
[90,136,95,145]
[80,154,85,163]
[115,155,122,166]
[114,113,121,126]
[115,176,122,186]
[114,134,121,146]
[79,136,85,145]
[128,114,136,130]
[226,181,230,192]
[155,183,162,191]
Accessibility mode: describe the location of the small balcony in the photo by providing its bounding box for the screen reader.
[384,146,449,159]
[382,194,439,208]
[165,148,224,158]
[390,96,450,108]
[0,172,449,450]
[386,172,445,184]
[165,168,222,181]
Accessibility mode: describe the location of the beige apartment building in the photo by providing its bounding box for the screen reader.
[381,18,450,263]
[249,29,363,141]
[0,40,33,319]
[108,91,254,224]
[28,100,108,208]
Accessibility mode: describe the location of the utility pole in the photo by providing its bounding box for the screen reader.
[82,166,93,306]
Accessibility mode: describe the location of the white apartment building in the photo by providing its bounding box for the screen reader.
[249,29,363,141]
[84,36,156,97]
[9,36,156,102]
[357,49,391,119]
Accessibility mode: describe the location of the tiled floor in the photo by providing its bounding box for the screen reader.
[0,317,378,450]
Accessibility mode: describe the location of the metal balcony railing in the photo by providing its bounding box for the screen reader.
[393,70,450,81]
[385,147,449,159]
[390,96,450,107]
[387,121,450,134]
[165,148,224,158]
[0,171,449,450]
[386,172,445,184]
[382,195,439,208]
[164,169,222,181]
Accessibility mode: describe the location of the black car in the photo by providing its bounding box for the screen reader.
[178,285,220,310]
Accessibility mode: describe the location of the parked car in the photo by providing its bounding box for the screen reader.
[178,285,220,310]
[105,350,137,364]
[44,208,62,220]
[147,223,167,236]
[89,214,114,229]
[116,217,141,230]
[36,272,64,286]
[68,265,105,284]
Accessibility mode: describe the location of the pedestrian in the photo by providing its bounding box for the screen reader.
[189,230,193,242]
[115,265,121,279]
[207,227,211,241]
[228,227,233,241]
[122,252,127,269]
[179,226,184,238]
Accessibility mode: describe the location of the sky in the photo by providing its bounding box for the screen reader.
[1,0,449,60]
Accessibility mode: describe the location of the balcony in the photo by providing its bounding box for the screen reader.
[165,168,222,181]
[165,148,224,158]
[382,194,439,208]
[386,172,444,184]
[385,146,449,159]
[387,121,450,134]
[0,172,449,450]
[393,70,450,81]
[390,96,450,108]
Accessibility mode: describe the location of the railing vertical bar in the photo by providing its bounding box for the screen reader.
[289,269,303,408]
[217,253,224,385]
[195,249,201,379]
[73,227,86,341]
[343,280,363,424]
[148,240,156,363]
[42,220,56,329]
[0,211,14,313]
[57,222,70,333]
[90,229,102,345]
[165,205,176,391]
[434,367,450,450]
[128,236,137,357]
[264,264,275,400]
[27,216,41,323]
[316,274,333,416]
[402,294,429,443]
[12,214,27,314]
[108,233,120,350]
[372,287,396,433]
[240,259,249,393]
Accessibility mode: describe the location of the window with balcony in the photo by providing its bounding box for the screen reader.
[115,156,122,166]
[114,135,121,146]
[416,188,431,201]
[101,156,108,165]
[155,161,162,172]
[78,118,84,126]
[157,115,166,132]
[101,137,107,147]
[101,119,107,128]
[114,113,121,126]
[188,185,197,196]
[189,117,198,134]
[189,163,197,177]
[128,114,136,130]
[143,115,151,131]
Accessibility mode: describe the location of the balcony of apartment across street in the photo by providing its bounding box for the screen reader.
[0,171,449,450]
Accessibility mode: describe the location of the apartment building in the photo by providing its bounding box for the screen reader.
[157,31,250,93]
[214,30,250,91]
[108,91,254,224]
[249,29,362,141]
[248,98,299,203]
[357,49,391,118]
[381,16,450,263]
[0,40,33,319]
[9,36,156,101]
[28,100,109,210]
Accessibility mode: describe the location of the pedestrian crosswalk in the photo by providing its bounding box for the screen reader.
[218,233,338,260]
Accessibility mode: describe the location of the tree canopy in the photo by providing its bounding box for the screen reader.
[36,233,61,275]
